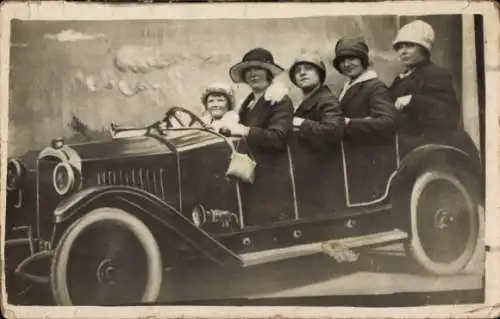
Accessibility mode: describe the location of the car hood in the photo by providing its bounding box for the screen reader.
[66,129,224,161]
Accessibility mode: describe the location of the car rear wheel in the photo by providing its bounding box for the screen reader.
[405,169,481,275]
[50,207,163,305]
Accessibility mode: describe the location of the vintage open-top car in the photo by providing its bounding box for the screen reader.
[4,106,484,306]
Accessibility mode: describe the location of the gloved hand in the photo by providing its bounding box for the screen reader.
[395,95,412,110]
[221,122,250,137]
[157,120,169,134]
[264,80,289,105]
[293,117,305,127]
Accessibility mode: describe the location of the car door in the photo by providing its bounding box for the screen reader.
[340,136,399,207]
[288,132,346,219]
[236,139,296,227]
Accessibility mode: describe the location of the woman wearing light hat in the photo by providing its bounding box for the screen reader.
[333,37,397,143]
[289,51,345,149]
[388,20,460,135]
[222,47,294,153]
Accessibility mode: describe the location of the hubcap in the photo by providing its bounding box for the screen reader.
[64,220,150,305]
[97,259,117,285]
[434,208,456,230]
[415,176,474,264]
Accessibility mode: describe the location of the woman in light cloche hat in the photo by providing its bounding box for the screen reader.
[288,51,345,149]
[388,19,461,135]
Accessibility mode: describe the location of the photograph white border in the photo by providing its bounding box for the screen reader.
[1,1,499,318]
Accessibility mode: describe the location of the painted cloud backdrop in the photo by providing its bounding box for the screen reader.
[44,29,107,42]
[8,16,462,156]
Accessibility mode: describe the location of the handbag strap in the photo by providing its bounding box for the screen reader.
[236,136,256,161]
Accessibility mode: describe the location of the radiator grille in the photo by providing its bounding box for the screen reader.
[91,166,168,200]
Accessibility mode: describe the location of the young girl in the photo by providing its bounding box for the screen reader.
[199,82,239,132]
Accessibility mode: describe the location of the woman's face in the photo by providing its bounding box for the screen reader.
[338,56,365,79]
[293,63,321,90]
[206,94,229,120]
[243,67,270,92]
[395,42,428,68]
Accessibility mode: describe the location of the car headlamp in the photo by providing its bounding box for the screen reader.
[53,162,75,195]
[6,158,24,191]
[191,205,207,228]
[51,137,65,150]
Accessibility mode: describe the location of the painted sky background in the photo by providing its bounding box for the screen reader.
[7,15,462,157]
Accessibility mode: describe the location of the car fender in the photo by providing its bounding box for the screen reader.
[394,144,482,189]
[389,144,483,231]
[53,185,242,267]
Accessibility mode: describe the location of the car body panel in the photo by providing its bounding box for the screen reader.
[4,115,483,280]
[53,185,243,267]
[68,130,218,161]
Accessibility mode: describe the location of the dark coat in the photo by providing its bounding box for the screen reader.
[294,86,345,149]
[339,75,397,143]
[388,59,461,135]
[239,93,294,153]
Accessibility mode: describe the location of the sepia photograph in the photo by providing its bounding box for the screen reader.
[0,1,499,318]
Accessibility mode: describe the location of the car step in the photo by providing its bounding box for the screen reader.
[239,229,408,267]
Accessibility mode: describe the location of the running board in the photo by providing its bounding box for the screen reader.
[239,229,408,267]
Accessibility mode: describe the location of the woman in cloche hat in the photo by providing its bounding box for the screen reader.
[221,47,293,153]
[388,19,461,135]
[333,37,397,143]
[288,51,345,149]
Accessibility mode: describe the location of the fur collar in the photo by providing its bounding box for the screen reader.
[339,70,378,101]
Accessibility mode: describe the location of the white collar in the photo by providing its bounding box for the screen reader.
[201,113,213,124]
[338,70,378,101]
[399,68,414,79]
[252,90,265,101]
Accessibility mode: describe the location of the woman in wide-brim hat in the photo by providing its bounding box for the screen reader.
[221,47,293,153]
[388,20,461,135]
[288,51,345,149]
[333,36,397,143]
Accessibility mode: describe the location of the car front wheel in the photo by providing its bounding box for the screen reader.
[50,207,163,305]
[405,169,481,276]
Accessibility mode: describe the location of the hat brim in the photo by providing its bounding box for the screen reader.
[392,40,431,52]
[333,54,369,73]
[229,61,284,83]
[288,61,326,87]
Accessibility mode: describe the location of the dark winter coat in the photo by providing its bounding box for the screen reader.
[238,93,294,153]
[294,86,345,149]
[338,71,397,143]
[388,59,461,136]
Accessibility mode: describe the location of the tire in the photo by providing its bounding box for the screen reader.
[404,169,480,275]
[50,207,163,305]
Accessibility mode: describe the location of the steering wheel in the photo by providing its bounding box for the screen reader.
[163,106,208,129]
